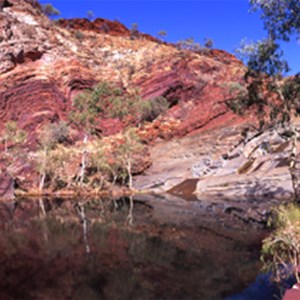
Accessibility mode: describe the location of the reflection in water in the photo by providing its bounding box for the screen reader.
[74,201,91,255]
[0,196,280,299]
[126,196,134,226]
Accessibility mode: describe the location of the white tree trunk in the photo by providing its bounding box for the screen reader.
[126,158,132,190]
[77,134,88,185]
[39,148,47,191]
[75,202,90,255]
[39,173,46,191]
[126,196,134,226]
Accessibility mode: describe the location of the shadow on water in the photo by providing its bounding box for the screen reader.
[0,194,284,299]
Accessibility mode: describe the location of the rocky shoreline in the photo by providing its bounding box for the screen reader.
[134,123,299,202]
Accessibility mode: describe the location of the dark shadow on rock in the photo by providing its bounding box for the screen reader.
[167,178,199,200]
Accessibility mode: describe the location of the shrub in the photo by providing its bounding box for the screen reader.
[42,3,60,18]
[158,30,167,41]
[130,23,140,39]
[38,121,69,150]
[261,204,300,283]
[2,121,27,153]
[74,30,85,41]
[204,38,214,49]
[87,10,94,21]
[70,82,166,127]
[141,96,170,122]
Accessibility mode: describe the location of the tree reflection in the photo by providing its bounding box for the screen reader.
[126,196,134,227]
[74,201,91,255]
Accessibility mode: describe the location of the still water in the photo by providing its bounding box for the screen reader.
[0,195,281,299]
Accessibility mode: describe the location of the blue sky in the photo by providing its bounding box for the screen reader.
[40,0,300,74]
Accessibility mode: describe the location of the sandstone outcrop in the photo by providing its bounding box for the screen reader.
[134,123,299,201]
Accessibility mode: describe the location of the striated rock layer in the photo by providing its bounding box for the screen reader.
[0,0,254,193]
[0,0,246,140]
[3,0,292,201]
[134,122,300,201]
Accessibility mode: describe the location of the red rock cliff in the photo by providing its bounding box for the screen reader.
[0,0,246,142]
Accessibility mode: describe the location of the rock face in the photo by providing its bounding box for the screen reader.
[0,173,14,199]
[3,0,294,201]
[57,18,160,43]
[0,0,245,139]
[134,123,299,201]
[0,0,253,194]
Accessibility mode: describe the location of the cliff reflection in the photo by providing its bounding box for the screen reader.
[0,196,266,300]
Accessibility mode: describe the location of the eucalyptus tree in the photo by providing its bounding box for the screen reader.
[157,30,167,41]
[204,38,214,49]
[36,121,69,190]
[69,83,111,184]
[116,128,144,190]
[42,3,60,18]
[231,37,300,202]
[240,0,300,202]
[250,0,300,41]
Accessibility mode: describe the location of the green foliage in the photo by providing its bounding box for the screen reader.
[246,1,300,126]
[38,121,69,151]
[204,38,214,49]
[90,146,108,172]
[49,121,69,144]
[42,3,61,18]
[158,30,167,40]
[48,146,73,187]
[176,37,202,52]
[141,96,170,121]
[250,0,300,41]
[130,23,139,39]
[36,122,70,189]
[74,30,85,41]
[224,80,267,124]
[2,121,27,152]
[86,10,94,21]
[261,204,300,283]
[176,37,213,53]
[69,86,104,136]
[89,130,144,188]
[267,204,300,229]
[228,37,300,128]
[224,82,249,115]
[108,128,145,188]
[69,82,168,133]
[117,128,143,159]
[236,38,289,76]
[131,23,139,32]
[282,74,300,115]
[35,145,72,189]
